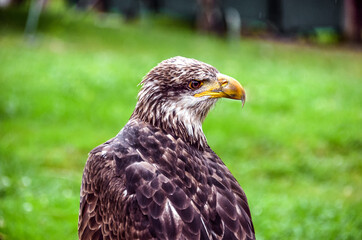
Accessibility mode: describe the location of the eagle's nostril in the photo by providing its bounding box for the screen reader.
[220,80,228,87]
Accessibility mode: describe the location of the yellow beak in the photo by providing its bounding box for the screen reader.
[194,73,246,106]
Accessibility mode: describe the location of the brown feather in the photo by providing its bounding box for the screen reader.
[78,57,255,240]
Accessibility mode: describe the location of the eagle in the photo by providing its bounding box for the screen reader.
[78,56,255,240]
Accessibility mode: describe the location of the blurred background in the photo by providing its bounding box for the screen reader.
[0,0,361,239]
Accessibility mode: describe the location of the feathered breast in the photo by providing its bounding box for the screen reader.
[78,120,255,240]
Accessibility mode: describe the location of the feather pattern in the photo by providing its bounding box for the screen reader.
[78,57,255,240]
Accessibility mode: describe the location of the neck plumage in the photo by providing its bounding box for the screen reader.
[130,96,215,150]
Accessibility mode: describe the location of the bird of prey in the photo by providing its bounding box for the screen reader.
[78,56,255,240]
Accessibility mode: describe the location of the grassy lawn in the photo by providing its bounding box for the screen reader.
[0,3,361,240]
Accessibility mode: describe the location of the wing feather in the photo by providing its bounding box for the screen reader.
[78,122,255,240]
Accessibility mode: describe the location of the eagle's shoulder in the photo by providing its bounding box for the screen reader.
[78,135,128,239]
[202,148,255,239]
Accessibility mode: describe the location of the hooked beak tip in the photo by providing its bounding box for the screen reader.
[241,93,246,108]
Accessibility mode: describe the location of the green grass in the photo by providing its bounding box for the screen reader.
[0,4,361,240]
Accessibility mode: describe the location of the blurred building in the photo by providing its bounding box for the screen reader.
[69,0,361,42]
[3,0,361,42]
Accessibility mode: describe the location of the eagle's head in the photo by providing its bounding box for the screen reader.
[131,56,245,149]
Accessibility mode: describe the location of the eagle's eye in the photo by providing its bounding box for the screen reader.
[189,80,203,90]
